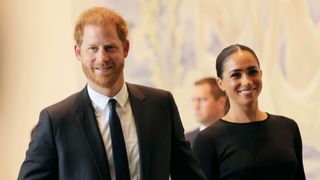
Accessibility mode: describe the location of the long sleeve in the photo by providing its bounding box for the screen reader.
[18,109,58,180]
[167,92,207,180]
[293,122,306,180]
[193,132,218,180]
[192,115,306,180]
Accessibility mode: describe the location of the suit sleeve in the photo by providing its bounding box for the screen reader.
[18,109,58,180]
[167,92,207,180]
[292,121,306,180]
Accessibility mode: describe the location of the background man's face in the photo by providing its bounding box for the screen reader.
[192,83,224,125]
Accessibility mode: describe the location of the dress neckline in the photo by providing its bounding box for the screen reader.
[219,113,270,125]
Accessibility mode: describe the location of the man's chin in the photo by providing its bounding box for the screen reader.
[196,119,205,124]
[96,81,116,89]
[88,79,115,89]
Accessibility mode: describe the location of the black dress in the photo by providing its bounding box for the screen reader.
[193,113,306,180]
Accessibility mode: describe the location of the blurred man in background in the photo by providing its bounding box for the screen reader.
[186,77,227,147]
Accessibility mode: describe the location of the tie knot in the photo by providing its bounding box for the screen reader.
[108,99,117,109]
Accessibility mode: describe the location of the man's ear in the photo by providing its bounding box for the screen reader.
[218,96,227,106]
[74,43,81,61]
[123,40,130,58]
[216,78,225,91]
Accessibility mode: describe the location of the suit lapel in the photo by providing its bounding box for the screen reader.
[127,83,151,180]
[75,87,111,180]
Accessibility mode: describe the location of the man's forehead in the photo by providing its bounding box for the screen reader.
[83,23,117,32]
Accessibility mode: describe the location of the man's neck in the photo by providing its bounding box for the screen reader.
[88,78,124,98]
[199,120,216,131]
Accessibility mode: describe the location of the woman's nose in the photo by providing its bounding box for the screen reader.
[241,74,252,85]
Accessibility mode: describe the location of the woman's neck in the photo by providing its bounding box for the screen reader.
[223,102,267,123]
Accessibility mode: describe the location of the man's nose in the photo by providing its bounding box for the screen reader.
[193,101,200,109]
[97,48,109,62]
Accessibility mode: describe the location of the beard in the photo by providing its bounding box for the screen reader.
[81,61,124,89]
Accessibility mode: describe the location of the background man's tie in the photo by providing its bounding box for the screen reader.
[108,99,131,180]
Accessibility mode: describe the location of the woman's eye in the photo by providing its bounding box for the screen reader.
[248,69,258,75]
[231,73,241,78]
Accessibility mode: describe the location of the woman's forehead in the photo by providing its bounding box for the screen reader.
[224,51,259,69]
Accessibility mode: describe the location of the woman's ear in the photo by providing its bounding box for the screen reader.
[216,78,225,91]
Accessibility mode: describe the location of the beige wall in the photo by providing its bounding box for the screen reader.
[0,0,82,179]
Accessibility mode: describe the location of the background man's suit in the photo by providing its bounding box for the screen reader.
[185,128,200,148]
[18,83,206,180]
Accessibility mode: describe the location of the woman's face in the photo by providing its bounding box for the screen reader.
[217,50,262,107]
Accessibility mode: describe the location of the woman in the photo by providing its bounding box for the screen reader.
[193,44,306,180]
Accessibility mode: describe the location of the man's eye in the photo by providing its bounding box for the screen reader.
[88,47,97,51]
[104,45,116,52]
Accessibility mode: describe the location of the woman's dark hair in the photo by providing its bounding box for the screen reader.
[216,44,260,78]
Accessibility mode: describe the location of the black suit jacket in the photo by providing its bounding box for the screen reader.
[18,83,206,180]
[185,128,200,148]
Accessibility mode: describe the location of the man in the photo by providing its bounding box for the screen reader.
[186,77,227,147]
[18,7,206,180]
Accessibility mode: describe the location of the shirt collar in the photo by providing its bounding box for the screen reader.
[199,124,208,131]
[87,83,129,110]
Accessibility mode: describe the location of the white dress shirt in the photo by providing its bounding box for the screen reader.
[87,83,140,180]
[199,125,208,131]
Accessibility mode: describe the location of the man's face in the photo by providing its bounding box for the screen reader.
[192,83,225,125]
[75,23,129,90]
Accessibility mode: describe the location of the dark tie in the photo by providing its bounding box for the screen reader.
[108,99,131,180]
